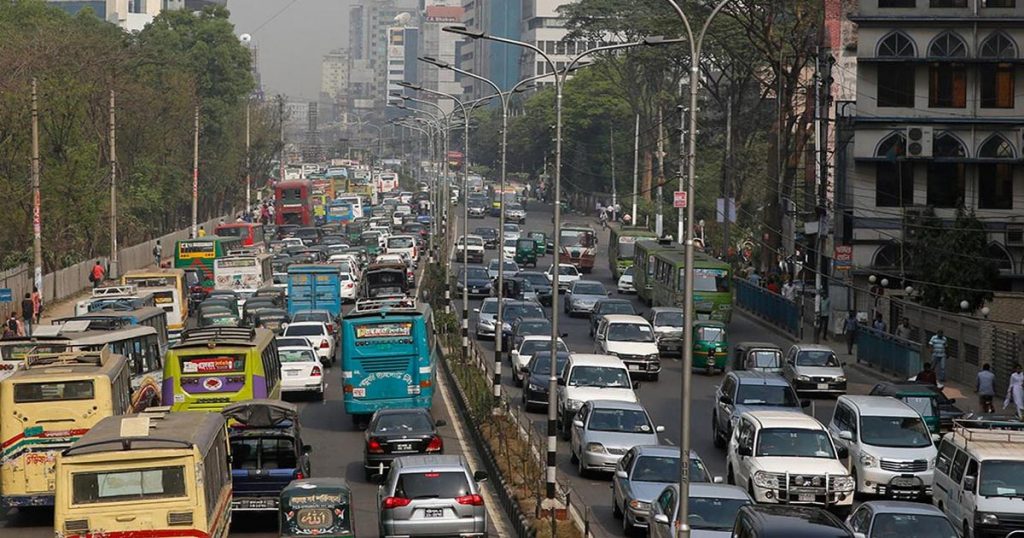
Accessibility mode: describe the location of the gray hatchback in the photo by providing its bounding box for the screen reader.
[376,454,488,538]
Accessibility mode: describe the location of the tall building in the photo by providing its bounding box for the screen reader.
[346,0,420,120]
[841,0,1024,291]
[421,3,464,115]
[321,49,349,123]
[460,0,521,99]
[520,0,594,88]
[386,26,421,109]
[47,0,227,30]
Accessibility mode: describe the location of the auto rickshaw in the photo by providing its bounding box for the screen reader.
[527,231,548,256]
[730,341,783,374]
[279,478,354,537]
[514,238,538,267]
[692,320,728,374]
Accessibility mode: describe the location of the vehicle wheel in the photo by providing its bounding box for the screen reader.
[576,452,588,478]
[727,466,735,485]
[712,414,726,449]
[316,388,325,401]
[851,469,862,500]
[963,521,972,538]
[560,417,571,441]
[612,494,623,519]
[570,448,578,465]
[622,510,635,537]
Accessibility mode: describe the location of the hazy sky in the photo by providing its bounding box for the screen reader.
[228,0,351,100]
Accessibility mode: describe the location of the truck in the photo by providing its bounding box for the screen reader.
[287,264,342,318]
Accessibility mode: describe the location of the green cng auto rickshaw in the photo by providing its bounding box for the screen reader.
[279,478,354,537]
[692,320,728,374]
[514,238,538,267]
[527,231,548,256]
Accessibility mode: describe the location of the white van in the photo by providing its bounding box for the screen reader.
[386,234,418,265]
[594,314,661,381]
[932,420,1024,538]
[556,353,638,440]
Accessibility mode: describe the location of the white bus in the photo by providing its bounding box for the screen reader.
[336,194,365,219]
[213,254,272,300]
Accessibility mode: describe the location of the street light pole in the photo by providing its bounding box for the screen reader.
[660,1,733,536]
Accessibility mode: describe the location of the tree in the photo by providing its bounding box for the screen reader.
[906,208,998,312]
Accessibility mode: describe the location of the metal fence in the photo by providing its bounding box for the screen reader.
[733,278,801,338]
[855,326,922,379]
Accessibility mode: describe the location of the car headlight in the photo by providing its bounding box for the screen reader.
[627,500,651,513]
[585,442,606,454]
[929,457,936,469]
[566,398,583,410]
[502,322,512,332]
[528,382,545,392]
[832,475,855,492]
[797,375,810,381]
[977,512,999,526]
[835,376,847,382]
[860,453,877,467]
[646,353,659,362]
[481,319,494,328]
[753,471,780,489]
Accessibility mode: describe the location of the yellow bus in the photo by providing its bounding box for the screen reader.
[161,327,280,412]
[54,410,232,538]
[0,348,131,508]
[121,269,189,343]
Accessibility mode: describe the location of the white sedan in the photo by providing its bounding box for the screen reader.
[339,271,358,302]
[546,263,581,290]
[283,322,336,366]
[617,266,636,294]
[512,336,568,386]
[279,346,324,400]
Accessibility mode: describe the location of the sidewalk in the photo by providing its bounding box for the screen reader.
[39,261,166,326]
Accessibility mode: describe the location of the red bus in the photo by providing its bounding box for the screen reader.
[214,222,266,251]
[274,180,313,226]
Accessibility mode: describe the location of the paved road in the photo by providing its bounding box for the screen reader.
[453,199,890,538]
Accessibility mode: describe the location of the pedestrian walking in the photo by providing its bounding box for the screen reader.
[20,293,33,337]
[599,207,608,229]
[976,363,996,414]
[816,294,831,343]
[895,317,912,341]
[31,285,41,324]
[872,313,886,332]
[153,240,163,267]
[781,278,796,302]
[1003,364,1024,420]
[843,311,859,355]
[89,260,105,289]
[928,330,949,383]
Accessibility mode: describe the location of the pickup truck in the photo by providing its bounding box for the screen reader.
[455,234,486,264]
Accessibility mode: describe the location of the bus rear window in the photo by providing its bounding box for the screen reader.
[1,343,68,360]
[14,380,94,402]
[180,355,245,374]
[72,466,187,504]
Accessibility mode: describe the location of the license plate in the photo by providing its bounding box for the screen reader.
[286,370,300,376]
[891,477,917,487]
[352,388,366,397]
[797,493,816,502]
[628,364,640,371]
[395,443,413,451]
[817,383,828,390]
[424,508,444,518]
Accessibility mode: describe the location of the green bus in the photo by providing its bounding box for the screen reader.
[608,224,657,280]
[634,239,682,305]
[649,248,733,322]
[174,236,243,291]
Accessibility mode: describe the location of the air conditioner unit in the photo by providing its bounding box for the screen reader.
[1008,224,1024,247]
[905,126,934,158]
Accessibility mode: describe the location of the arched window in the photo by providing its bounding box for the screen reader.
[873,243,904,270]
[987,243,1014,272]
[929,32,967,108]
[877,32,917,107]
[875,133,914,207]
[980,33,1017,108]
[979,135,1015,209]
[927,133,966,208]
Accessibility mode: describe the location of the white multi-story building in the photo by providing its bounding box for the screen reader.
[843,0,1024,291]
[321,49,349,124]
[420,3,464,115]
[520,0,597,88]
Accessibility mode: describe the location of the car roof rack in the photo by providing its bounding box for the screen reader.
[352,297,419,314]
[952,418,1024,444]
[175,327,258,347]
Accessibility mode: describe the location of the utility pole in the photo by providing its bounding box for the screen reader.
[109,90,118,279]
[814,45,833,342]
[278,97,286,184]
[677,104,686,245]
[723,100,732,258]
[245,100,251,213]
[31,78,42,300]
[191,104,199,238]
[610,125,617,215]
[631,114,639,225]
[655,109,664,238]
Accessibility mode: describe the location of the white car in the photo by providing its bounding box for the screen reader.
[502,223,521,241]
[557,353,639,440]
[339,272,358,302]
[487,258,520,280]
[502,237,517,259]
[726,410,854,510]
[391,211,408,227]
[546,263,580,290]
[617,266,635,293]
[279,237,304,249]
[783,343,848,395]
[594,315,661,381]
[511,336,568,385]
[455,235,485,264]
[327,255,361,280]
[279,346,325,399]
[386,234,418,264]
[283,321,336,366]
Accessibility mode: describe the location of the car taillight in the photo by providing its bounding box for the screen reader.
[426,435,442,452]
[345,282,354,288]
[321,339,330,349]
[326,325,335,334]
[368,438,384,454]
[383,496,411,509]
[455,494,484,506]
[294,470,305,480]
[311,366,322,377]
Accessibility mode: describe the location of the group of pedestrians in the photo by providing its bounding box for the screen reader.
[2,286,41,338]
[596,201,629,228]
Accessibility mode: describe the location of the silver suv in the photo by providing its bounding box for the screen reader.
[376,454,488,537]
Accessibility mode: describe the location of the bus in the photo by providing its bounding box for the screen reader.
[336,194,365,219]
[341,298,434,424]
[0,336,72,382]
[57,306,170,357]
[376,172,399,194]
[121,269,189,342]
[55,411,232,538]
[325,199,354,224]
[608,224,657,280]
[74,285,156,316]
[648,248,734,322]
[213,254,273,297]
[0,348,131,508]
[559,224,598,273]
[174,236,244,292]
[275,180,314,226]
[214,222,266,252]
[633,239,680,305]
[162,327,280,412]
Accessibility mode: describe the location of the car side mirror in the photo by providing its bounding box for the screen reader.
[786,359,795,365]
[572,419,584,428]
[557,377,566,386]
[655,425,665,433]
[302,444,312,454]
[561,332,569,337]
[653,514,670,525]
[615,470,628,479]
[718,395,732,405]
[800,399,811,408]
[964,475,977,492]
[837,446,849,459]
[713,476,725,484]
[838,430,854,441]
[737,444,752,457]
[932,434,941,443]
[435,419,447,427]
[473,308,480,314]
[473,470,489,482]
[607,291,612,296]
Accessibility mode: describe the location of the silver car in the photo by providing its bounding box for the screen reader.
[563,279,610,316]
[844,500,959,538]
[612,445,717,534]
[474,298,499,339]
[648,307,684,355]
[711,371,808,449]
[647,483,752,538]
[376,454,488,538]
[783,343,848,395]
[569,399,663,477]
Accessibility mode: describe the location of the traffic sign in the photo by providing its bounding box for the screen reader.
[673,191,687,208]
[0,289,11,303]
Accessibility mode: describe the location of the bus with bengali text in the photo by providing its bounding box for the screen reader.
[174,236,243,292]
[121,269,189,343]
[608,224,657,280]
[648,248,733,322]
[214,222,266,252]
[559,224,598,273]
[213,254,273,298]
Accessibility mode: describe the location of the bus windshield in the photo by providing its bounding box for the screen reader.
[617,238,637,260]
[561,229,595,248]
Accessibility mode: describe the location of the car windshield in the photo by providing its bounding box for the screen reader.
[556,265,578,276]
[756,428,836,458]
[750,350,781,368]
[276,338,309,348]
[465,267,489,279]
[506,304,544,319]
[868,513,958,538]
[518,321,550,335]
[286,325,325,337]
[859,416,933,448]
[623,266,635,276]
[796,350,840,367]
[568,366,630,387]
[461,237,483,247]
[480,300,498,314]
[503,224,519,232]
[979,461,1024,498]
[475,228,496,238]
[395,471,471,500]
[599,303,635,315]
[372,413,433,434]
[292,313,329,323]
[688,497,752,531]
[696,327,725,342]
[587,408,652,434]
[503,261,519,272]
[654,311,684,328]
[504,238,517,247]
[530,353,569,374]
[279,349,317,363]
[507,204,523,211]
[573,283,605,295]
[900,395,937,417]
[520,273,549,287]
[607,323,655,342]
[521,339,566,356]
[735,384,800,407]
[629,456,710,483]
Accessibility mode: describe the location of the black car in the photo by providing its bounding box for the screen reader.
[363,408,445,480]
[294,227,321,246]
[276,224,299,239]
[500,300,547,349]
[508,317,553,358]
[474,227,499,249]
[457,265,493,298]
[732,505,853,537]
[589,298,638,337]
[517,271,553,306]
[320,234,347,246]
[521,351,571,411]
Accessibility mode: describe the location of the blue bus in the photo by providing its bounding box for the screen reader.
[325,199,354,224]
[55,306,170,357]
[341,298,435,424]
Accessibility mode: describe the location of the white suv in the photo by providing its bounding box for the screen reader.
[594,315,661,381]
[455,234,485,264]
[828,395,937,500]
[726,410,854,512]
[557,353,638,440]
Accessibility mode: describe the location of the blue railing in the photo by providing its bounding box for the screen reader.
[733,278,801,338]
[855,326,922,378]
